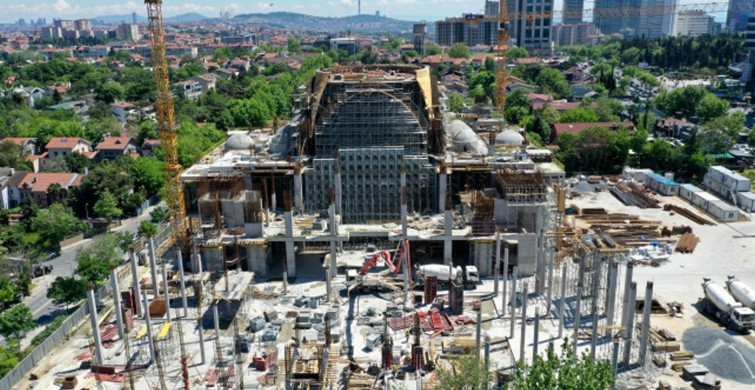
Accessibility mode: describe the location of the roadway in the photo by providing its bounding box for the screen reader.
[24,205,159,326]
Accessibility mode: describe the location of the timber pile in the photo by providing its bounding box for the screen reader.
[675,232,700,253]
[611,182,660,209]
[663,204,716,226]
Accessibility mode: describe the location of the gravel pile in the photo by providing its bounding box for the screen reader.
[682,327,755,384]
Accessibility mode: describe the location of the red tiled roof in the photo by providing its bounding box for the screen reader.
[25,152,47,161]
[19,172,83,193]
[96,136,136,151]
[83,151,99,159]
[3,137,35,146]
[553,121,636,135]
[46,137,89,150]
[142,139,160,146]
[532,101,581,111]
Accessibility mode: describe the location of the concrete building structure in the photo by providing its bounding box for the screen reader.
[180,64,561,282]
[563,0,584,24]
[594,0,640,36]
[116,23,141,42]
[73,19,92,31]
[435,15,499,47]
[41,27,63,40]
[413,23,427,56]
[637,0,677,38]
[45,137,91,161]
[54,20,73,30]
[727,0,752,32]
[676,10,714,36]
[507,0,554,53]
[552,23,600,46]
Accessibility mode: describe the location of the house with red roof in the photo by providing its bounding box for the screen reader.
[96,135,139,160]
[45,137,91,161]
[141,139,160,157]
[2,137,38,155]
[18,172,84,208]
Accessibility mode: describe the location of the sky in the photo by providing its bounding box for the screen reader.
[0,0,726,25]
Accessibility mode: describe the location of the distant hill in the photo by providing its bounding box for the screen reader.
[232,12,422,34]
[91,13,210,25]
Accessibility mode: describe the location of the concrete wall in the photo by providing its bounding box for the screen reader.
[246,245,270,278]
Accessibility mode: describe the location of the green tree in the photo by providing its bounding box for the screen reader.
[426,44,442,55]
[150,207,169,224]
[75,234,120,285]
[95,81,125,104]
[696,94,730,123]
[514,338,613,390]
[436,353,488,390]
[448,93,465,113]
[0,276,20,308]
[93,189,122,229]
[507,47,529,58]
[620,47,641,65]
[287,37,302,54]
[131,156,164,197]
[19,197,39,233]
[0,304,36,340]
[449,43,471,59]
[63,152,91,173]
[0,347,21,378]
[536,68,571,99]
[559,107,599,123]
[47,276,87,308]
[138,220,158,238]
[32,203,80,247]
[136,120,159,144]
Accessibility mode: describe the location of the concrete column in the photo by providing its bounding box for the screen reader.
[605,260,619,338]
[545,246,555,316]
[129,249,142,317]
[519,283,528,363]
[325,268,332,302]
[573,286,582,354]
[87,286,104,365]
[198,313,206,365]
[611,340,620,380]
[443,209,453,265]
[328,203,337,273]
[484,338,491,390]
[591,252,602,316]
[271,192,277,214]
[502,246,509,317]
[438,172,447,213]
[558,262,568,339]
[333,169,343,215]
[621,263,635,339]
[191,240,203,274]
[400,167,408,239]
[284,211,296,277]
[590,312,599,359]
[293,168,303,210]
[476,309,482,351]
[639,282,654,364]
[213,301,221,341]
[535,230,545,295]
[494,233,500,296]
[176,248,189,318]
[148,236,160,300]
[110,267,125,340]
[623,282,638,367]
[533,308,540,361]
[162,263,171,322]
[142,289,156,364]
[403,242,411,307]
[510,267,518,338]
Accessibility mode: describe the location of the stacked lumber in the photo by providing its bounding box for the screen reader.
[663,204,716,226]
[611,183,660,209]
[669,351,694,361]
[675,232,700,253]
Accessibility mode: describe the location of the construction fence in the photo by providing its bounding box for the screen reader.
[0,282,108,390]
[0,223,171,390]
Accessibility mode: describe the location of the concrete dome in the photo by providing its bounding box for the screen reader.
[449,120,476,144]
[496,130,524,146]
[225,133,255,150]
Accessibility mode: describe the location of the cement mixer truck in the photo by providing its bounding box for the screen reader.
[414,264,479,289]
[726,276,755,310]
[701,278,755,333]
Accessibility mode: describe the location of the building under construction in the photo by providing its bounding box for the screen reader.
[181,64,563,281]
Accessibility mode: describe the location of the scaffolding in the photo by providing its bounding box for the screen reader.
[304,147,436,223]
[313,86,429,157]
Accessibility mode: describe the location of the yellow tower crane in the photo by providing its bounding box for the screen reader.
[145,0,188,248]
[495,0,509,123]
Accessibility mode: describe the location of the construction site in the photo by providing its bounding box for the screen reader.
[17,56,755,390]
[11,0,755,388]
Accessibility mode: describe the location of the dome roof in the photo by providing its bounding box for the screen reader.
[449,120,476,144]
[225,133,254,150]
[496,130,524,146]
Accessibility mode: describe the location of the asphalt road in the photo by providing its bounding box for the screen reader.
[24,206,158,325]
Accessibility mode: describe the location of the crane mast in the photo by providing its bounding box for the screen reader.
[496,0,509,123]
[145,0,187,247]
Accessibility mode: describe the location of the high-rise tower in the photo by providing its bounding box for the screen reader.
[413,23,427,55]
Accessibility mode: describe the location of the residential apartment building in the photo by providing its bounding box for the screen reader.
[74,19,92,31]
[72,45,110,59]
[116,23,141,42]
[95,135,139,160]
[552,23,600,46]
[508,0,554,53]
[676,10,714,36]
[637,0,677,38]
[436,15,499,47]
[54,20,73,30]
[41,27,63,40]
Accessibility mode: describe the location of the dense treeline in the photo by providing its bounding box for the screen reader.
[563,34,744,71]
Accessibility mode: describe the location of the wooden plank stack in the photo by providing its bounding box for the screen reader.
[663,204,716,226]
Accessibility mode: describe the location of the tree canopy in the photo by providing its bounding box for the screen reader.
[47,276,87,308]
[32,203,81,248]
[513,338,614,390]
[449,43,471,59]
[0,304,36,340]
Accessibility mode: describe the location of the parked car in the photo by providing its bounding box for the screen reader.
[33,264,53,278]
